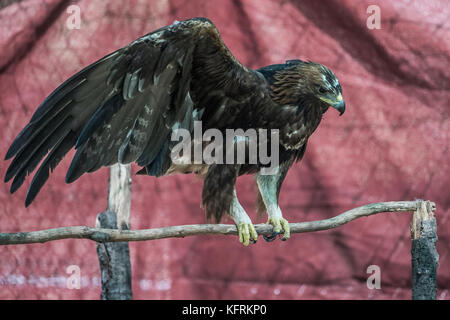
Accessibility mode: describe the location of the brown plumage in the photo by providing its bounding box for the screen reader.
[4,18,345,245]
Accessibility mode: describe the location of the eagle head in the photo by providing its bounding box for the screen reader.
[269,60,345,116]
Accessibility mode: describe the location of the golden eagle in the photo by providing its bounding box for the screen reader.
[4,18,345,245]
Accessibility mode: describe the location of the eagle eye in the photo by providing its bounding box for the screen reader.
[318,86,327,94]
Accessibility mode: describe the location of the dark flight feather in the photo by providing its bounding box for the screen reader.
[25,131,78,207]
[75,94,124,149]
[8,117,73,193]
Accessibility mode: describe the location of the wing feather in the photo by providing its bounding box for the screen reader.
[25,131,78,206]
[5,17,266,205]
[10,117,73,193]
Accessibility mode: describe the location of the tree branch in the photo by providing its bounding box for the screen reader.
[0,200,435,245]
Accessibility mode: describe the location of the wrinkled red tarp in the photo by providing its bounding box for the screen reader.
[0,0,448,299]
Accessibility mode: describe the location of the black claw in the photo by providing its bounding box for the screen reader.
[250,239,257,244]
[263,231,279,242]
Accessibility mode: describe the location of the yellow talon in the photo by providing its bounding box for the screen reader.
[280,218,290,240]
[238,222,258,246]
[266,216,290,241]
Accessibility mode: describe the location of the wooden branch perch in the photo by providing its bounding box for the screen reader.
[0,200,435,245]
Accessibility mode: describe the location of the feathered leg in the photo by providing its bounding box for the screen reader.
[202,164,257,246]
[256,161,292,242]
[229,189,258,246]
[202,164,237,222]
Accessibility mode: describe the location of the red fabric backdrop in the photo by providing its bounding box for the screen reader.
[0,0,448,299]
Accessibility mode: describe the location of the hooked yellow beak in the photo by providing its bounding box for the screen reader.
[320,93,345,116]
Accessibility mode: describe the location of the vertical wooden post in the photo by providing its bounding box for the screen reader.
[106,164,132,231]
[96,164,132,300]
[410,200,438,300]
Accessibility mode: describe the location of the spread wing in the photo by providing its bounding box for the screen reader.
[4,18,264,206]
